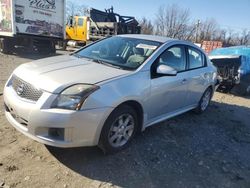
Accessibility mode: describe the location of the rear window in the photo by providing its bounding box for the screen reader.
[188,48,204,69]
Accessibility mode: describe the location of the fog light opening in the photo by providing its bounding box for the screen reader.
[48,128,65,141]
[4,103,10,112]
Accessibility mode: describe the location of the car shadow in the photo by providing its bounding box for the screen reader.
[4,47,67,60]
[46,99,250,188]
[217,87,250,98]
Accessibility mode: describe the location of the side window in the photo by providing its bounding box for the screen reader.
[67,16,74,26]
[188,48,204,69]
[158,46,186,72]
[78,18,84,26]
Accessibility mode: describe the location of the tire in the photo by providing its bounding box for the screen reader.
[98,105,138,154]
[58,41,67,50]
[34,40,55,54]
[0,38,11,54]
[194,87,212,114]
[50,41,56,54]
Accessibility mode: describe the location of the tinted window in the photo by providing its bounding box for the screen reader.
[188,48,204,69]
[158,46,186,72]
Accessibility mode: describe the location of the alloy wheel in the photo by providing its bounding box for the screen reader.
[201,89,211,111]
[108,114,135,148]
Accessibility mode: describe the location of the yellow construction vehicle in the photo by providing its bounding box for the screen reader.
[65,16,89,46]
[65,7,141,47]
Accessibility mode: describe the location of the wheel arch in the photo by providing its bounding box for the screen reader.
[97,100,144,153]
[114,100,144,133]
[207,84,214,96]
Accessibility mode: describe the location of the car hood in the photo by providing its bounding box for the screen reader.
[13,55,130,93]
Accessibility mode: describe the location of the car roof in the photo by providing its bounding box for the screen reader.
[118,34,177,43]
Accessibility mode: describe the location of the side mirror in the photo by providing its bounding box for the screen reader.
[156,64,177,76]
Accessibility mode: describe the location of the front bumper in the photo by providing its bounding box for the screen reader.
[3,85,113,148]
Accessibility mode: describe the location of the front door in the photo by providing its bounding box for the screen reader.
[147,45,189,121]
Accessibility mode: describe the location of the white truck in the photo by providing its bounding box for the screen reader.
[0,0,65,54]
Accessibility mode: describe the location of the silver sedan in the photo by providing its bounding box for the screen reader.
[4,35,217,153]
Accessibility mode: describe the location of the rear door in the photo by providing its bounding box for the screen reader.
[185,46,210,106]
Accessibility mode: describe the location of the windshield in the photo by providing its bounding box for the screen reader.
[75,36,162,70]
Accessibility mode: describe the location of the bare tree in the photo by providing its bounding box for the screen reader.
[139,17,154,34]
[224,29,233,46]
[154,4,191,39]
[198,18,219,42]
[66,0,87,18]
[223,29,242,46]
[183,22,197,41]
[214,29,227,41]
[65,1,250,47]
[239,29,250,45]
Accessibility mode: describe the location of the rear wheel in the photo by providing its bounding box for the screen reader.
[58,40,67,50]
[195,87,212,114]
[98,105,138,154]
[0,38,11,54]
[34,39,56,54]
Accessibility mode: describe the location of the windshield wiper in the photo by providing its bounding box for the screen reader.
[91,58,122,69]
[72,54,97,62]
[72,55,129,70]
[72,53,83,58]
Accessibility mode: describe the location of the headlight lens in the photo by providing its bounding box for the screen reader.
[51,84,99,110]
[212,72,217,80]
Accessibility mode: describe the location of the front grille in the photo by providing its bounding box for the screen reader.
[12,76,43,102]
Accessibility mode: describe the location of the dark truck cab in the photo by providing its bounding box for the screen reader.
[209,46,250,95]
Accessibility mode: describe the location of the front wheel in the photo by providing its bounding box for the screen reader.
[98,105,138,154]
[195,87,212,114]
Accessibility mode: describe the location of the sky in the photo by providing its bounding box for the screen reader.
[71,0,250,32]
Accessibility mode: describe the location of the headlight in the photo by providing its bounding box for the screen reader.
[212,72,217,80]
[51,84,100,110]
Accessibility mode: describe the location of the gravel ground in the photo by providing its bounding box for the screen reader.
[0,51,250,188]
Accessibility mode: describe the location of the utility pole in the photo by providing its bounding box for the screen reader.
[195,19,201,43]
